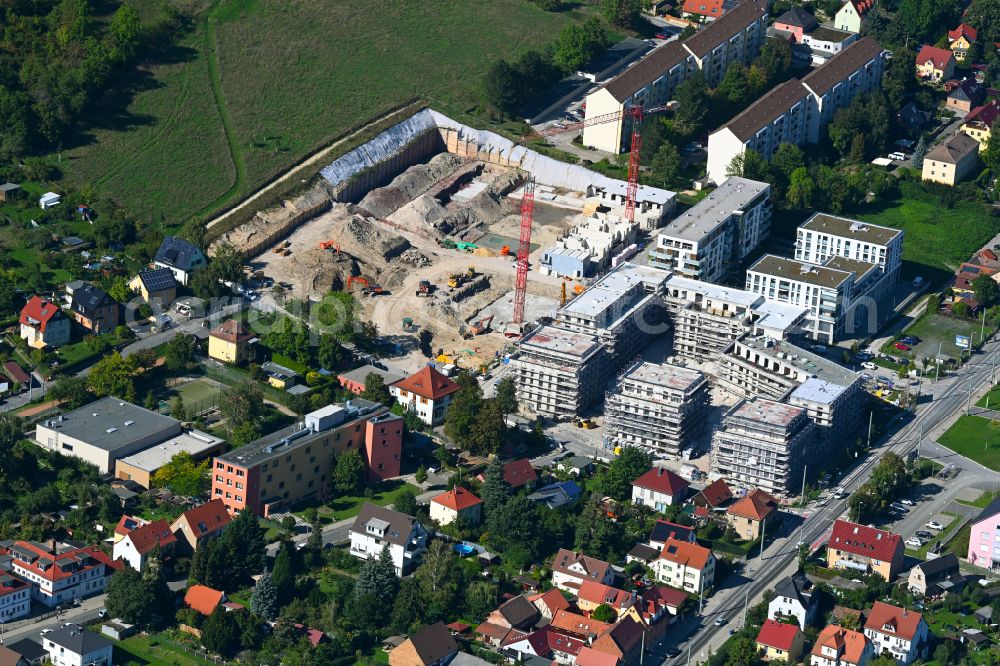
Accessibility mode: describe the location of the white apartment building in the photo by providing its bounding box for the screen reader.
[2,541,116,608]
[707,36,887,182]
[796,213,902,277]
[583,0,768,153]
[649,177,771,283]
[0,572,31,622]
[711,398,816,495]
[605,361,709,457]
[510,325,605,418]
[349,503,428,577]
[42,625,113,666]
[651,538,716,595]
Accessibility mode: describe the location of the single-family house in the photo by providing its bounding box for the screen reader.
[775,7,817,43]
[692,478,733,510]
[3,362,30,391]
[946,78,984,113]
[648,520,697,548]
[725,488,778,541]
[757,619,805,663]
[0,644,29,666]
[19,296,70,349]
[67,283,119,334]
[261,361,299,390]
[208,319,257,364]
[184,585,226,616]
[503,625,587,664]
[923,132,980,186]
[112,519,177,571]
[577,581,637,619]
[811,625,874,666]
[949,23,979,62]
[907,552,963,596]
[827,519,904,581]
[556,455,595,477]
[529,588,571,619]
[550,609,610,641]
[389,365,460,426]
[551,548,615,593]
[528,481,582,509]
[834,0,873,33]
[768,572,819,629]
[863,601,929,665]
[486,594,540,630]
[4,639,46,666]
[41,625,112,666]
[128,268,178,305]
[0,183,21,203]
[961,100,1000,150]
[631,467,690,511]
[967,495,1000,569]
[590,616,645,666]
[154,237,206,286]
[916,45,957,82]
[651,538,715,595]
[170,499,232,553]
[429,487,482,526]
[477,458,538,490]
[349,503,429,576]
[682,0,725,22]
[337,364,406,394]
[388,622,459,666]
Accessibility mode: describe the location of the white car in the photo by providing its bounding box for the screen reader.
[905,537,924,548]
[900,499,915,506]
[926,521,945,530]
[862,362,877,370]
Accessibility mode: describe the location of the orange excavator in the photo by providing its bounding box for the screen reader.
[346,276,368,290]
[319,240,340,253]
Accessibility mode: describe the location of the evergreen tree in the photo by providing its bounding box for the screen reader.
[307,513,323,552]
[201,606,240,657]
[479,458,511,516]
[371,545,400,599]
[250,567,278,620]
[271,542,295,603]
[105,566,153,625]
[391,578,425,632]
[191,539,227,589]
[142,549,172,626]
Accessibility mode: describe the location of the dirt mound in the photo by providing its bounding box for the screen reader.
[212,185,330,257]
[357,153,465,218]
[345,215,411,260]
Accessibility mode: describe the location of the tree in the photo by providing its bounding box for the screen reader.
[391,578,425,632]
[170,396,187,421]
[479,457,511,515]
[444,373,483,446]
[484,60,522,117]
[191,539,227,589]
[132,347,158,371]
[933,640,957,665]
[250,567,278,620]
[911,136,927,169]
[495,377,518,417]
[201,606,240,657]
[394,489,418,516]
[675,72,709,130]
[360,373,393,405]
[975,274,1000,306]
[220,380,264,442]
[219,507,266,583]
[152,451,209,495]
[317,334,342,370]
[466,580,498,618]
[785,167,816,209]
[105,566,153,624]
[883,47,917,109]
[163,333,196,373]
[601,0,640,27]
[87,352,137,401]
[333,449,366,494]
[597,447,652,501]
[49,376,92,409]
[591,603,617,623]
[107,2,142,61]
[953,300,971,318]
[553,18,610,72]
[724,634,760,666]
[754,37,794,87]
[270,543,296,603]
[415,540,460,622]
[719,63,752,107]
[650,142,681,187]
[415,465,428,484]
[726,148,768,180]
[466,399,506,456]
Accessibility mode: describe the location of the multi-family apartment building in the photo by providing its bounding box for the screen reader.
[827,520,904,581]
[711,398,815,495]
[707,36,887,182]
[796,213,903,283]
[210,399,396,516]
[811,626,874,666]
[649,177,771,282]
[651,538,716,595]
[1,541,118,608]
[863,601,929,665]
[583,0,769,153]
[551,549,616,593]
[0,572,31,621]
[510,326,604,418]
[349,503,428,577]
[605,360,709,457]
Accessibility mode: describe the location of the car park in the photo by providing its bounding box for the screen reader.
[901,336,920,345]
[890,502,908,512]
[926,521,944,530]
[916,530,932,539]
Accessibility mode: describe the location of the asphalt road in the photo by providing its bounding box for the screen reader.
[663,336,1000,665]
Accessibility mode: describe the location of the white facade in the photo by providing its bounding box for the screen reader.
[834,1,866,33]
[651,548,715,595]
[43,629,113,666]
[632,485,683,511]
[865,622,928,665]
[795,214,903,277]
[389,387,452,426]
[20,317,70,349]
[0,577,31,622]
[349,516,428,577]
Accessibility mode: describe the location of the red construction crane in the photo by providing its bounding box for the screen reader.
[506,176,535,337]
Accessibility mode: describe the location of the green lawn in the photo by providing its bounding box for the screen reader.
[271,353,309,375]
[945,523,971,558]
[294,480,422,521]
[172,377,225,414]
[977,385,1000,409]
[856,181,1000,283]
[937,415,1000,469]
[58,0,591,224]
[109,633,217,666]
[894,312,989,363]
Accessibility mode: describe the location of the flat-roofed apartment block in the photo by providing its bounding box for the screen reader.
[605,360,709,457]
[583,0,768,153]
[662,275,764,361]
[711,398,816,495]
[586,183,677,230]
[650,177,771,282]
[211,399,392,516]
[790,376,863,448]
[707,36,887,183]
[511,326,604,417]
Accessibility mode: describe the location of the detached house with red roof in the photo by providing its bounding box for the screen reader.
[651,538,715,595]
[863,601,929,664]
[631,467,690,511]
[726,489,778,540]
[576,580,637,619]
[389,366,460,426]
[916,44,957,82]
[949,23,978,62]
[112,519,177,571]
[811,625,874,666]
[756,618,805,663]
[551,548,615,593]
[961,100,1000,150]
[682,0,727,22]
[184,584,226,616]
[529,588,571,619]
[429,487,482,526]
[827,519,904,581]
[170,499,232,553]
[19,296,70,349]
[476,458,538,490]
[1,540,120,608]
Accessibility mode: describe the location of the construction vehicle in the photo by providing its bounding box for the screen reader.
[447,273,464,289]
[500,245,511,257]
[468,315,494,336]
[363,284,384,296]
[402,317,414,331]
[415,280,433,297]
[576,418,597,429]
[346,276,368,290]
[437,239,457,249]
[319,240,340,253]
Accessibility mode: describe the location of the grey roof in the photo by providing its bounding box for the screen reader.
[659,176,769,242]
[748,255,853,289]
[498,595,540,627]
[261,361,298,380]
[801,36,883,96]
[338,364,405,386]
[43,625,111,655]
[790,377,850,405]
[913,552,959,579]
[154,236,204,272]
[134,267,178,293]
[451,652,496,666]
[926,132,980,165]
[408,622,458,664]
[628,543,661,562]
[775,6,817,28]
[772,573,813,606]
[684,0,768,59]
[68,283,115,318]
[0,183,21,192]
[350,503,423,547]
[974,495,1000,524]
[6,639,46,663]
[42,397,181,452]
[116,430,224,473]
[799,213,902,246]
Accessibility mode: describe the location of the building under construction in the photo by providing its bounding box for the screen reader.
[711,397,816,496]
[604,360,709,457]
[509,325,605,418]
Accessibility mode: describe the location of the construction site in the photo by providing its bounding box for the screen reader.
[212,109,676,373]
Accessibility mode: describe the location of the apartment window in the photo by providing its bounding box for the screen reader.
[267,474,273,482]
[216,462,224,469]
[236,482,244,490]
[279,481,285,489]
[285,455,291,462]
[236,470,244,477]
[216,475,223,482]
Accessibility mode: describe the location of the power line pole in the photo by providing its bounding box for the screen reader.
[800,465,808,508]
[968,378,974,415]
[867,411,874,449]
[936,342,942,381]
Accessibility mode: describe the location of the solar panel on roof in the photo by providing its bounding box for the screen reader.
[141,269,177,292]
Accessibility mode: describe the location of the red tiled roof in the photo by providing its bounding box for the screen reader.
[846,0,874,16]
[632,467,690,496]
[293,623,325,647]
[2,362,29,385]
[184,584,224,616]
[812,625,870,663]
[4,541,116,583]
[431,487,482,511]
[829,519,902,563]
[114,515,149,537]
[595,616,644,655]
[950,23,978,42]
[727,488,777,521]
[917,44,955,70]
[210,319,253,344]
[864,601,925,641]
[475,621,514,641]
[576,646,620,666]
[19,296,63,332]
[578,581,634,610]
[696,479,733,507]
[551,609,610,638]
[390,365,459,400]
[123,519,177,555]
[639,585,687,620]
[658,538,712,570]
[502,458,538,488]
[682,0,725,18]
[981,248,999,261]
[529,588,571,614]
[552,548,613,585]
[177,499,231,538]
[756,619,800,651]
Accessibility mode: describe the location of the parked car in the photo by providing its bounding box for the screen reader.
[926,521,945,530]
[901,499,915,506]
[901,336,921,345]
[906,537,924,548]
[916,530,932,539]
[888,151,907,161]
[890,502,908,512]
[655,32,670,39]
[862,362,877,370]
[894,342,911,351]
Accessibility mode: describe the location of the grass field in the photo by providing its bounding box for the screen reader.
[58,0,589,224]
[109,634,216,666]
[977,385,1000,409]
[295,479,421,521]
[172,377,225,413]
[894,313,986,363]
[856,181,1000,283]
[937,415,1000,470]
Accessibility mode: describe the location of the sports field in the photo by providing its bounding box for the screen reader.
[169,377,224,413]
[59,0,589,224]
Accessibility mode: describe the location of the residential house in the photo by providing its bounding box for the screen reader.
[349,503,429,576]
[725,489,778,541]
[773,7,817,42]
[631,467,690,511]
[863,601,929,665]
[916,45,957,82]
[692,479,733,511]
[946,78,984,113]
[590,616,645,666]
[576,646,623,666]
[477,458,538,490]
[556,455,594,477]
[811,625,874,666]
[128,268,178,305]
[967,495,1000,570]
[486,595,540,631]
[550,609,610,641]
[113,515,148,543]
[208,319,257,364]
[19,296,70,349]
[961,100,1000,150]
[261,361,299,390]
[768,572,819,629]
[429,487,482,526]
[834,0,873,33]
[756,619,805,663]
[651,538,715,595]
[827,519,904,581]
[576,581,637,620]
[67,283,118,334]
[41,625,112,666]
[4,640,45,666]
[337,364,405,394]
[154,236,206,286]
[170,499,232,553]
[112,519,177,571]
[636,585,688,632]
[0,572,31,622]
[184,585,226,616]
[551,548,615,593]
[503,625,587,664]
[389,365,460,426]
[528,481,582,509]
[0,541,119,608]
[922,132,980,186]
[0,644,29,666]
[389,622,459,666]
[949,23,979,62]
[529,588,571,619]
[897,101,930,134]
[648,520,697,548]
[907,553,963,596]
[682,0,725,22]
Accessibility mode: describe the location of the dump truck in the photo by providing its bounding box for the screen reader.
[415,280,432,297]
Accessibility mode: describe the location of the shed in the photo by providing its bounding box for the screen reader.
[0,183,21,202]
[38,192,61,209]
